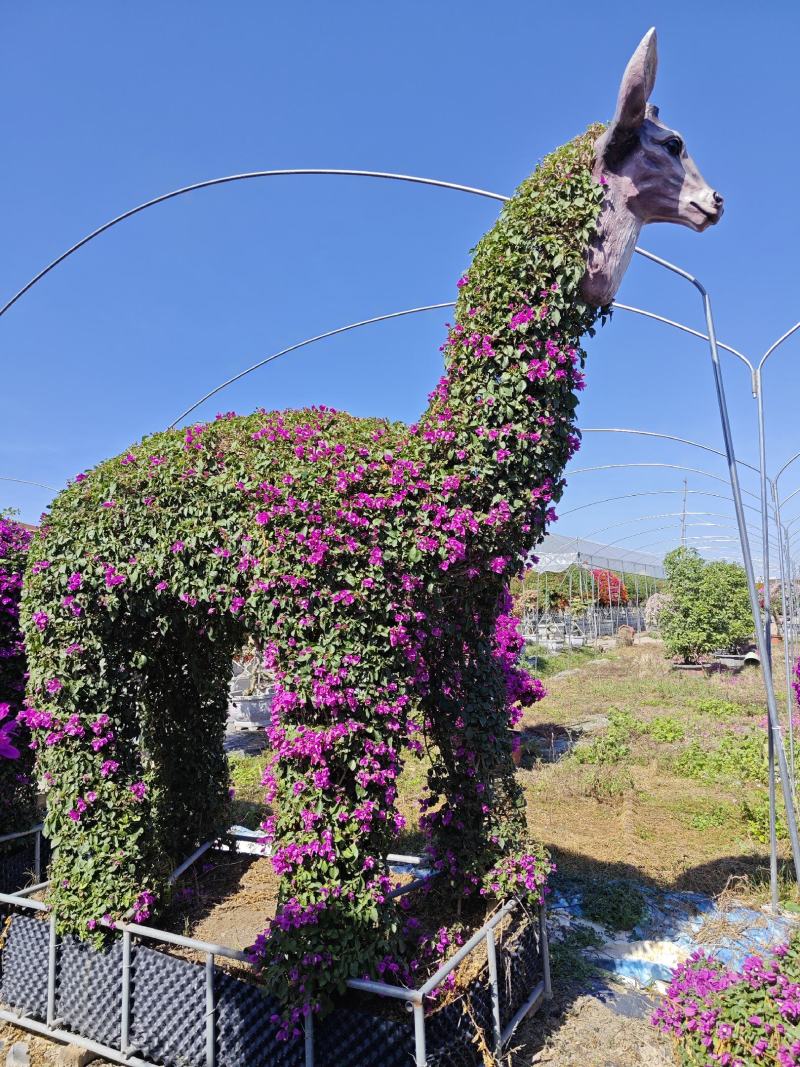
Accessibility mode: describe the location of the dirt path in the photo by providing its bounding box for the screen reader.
[511,981,674,1066]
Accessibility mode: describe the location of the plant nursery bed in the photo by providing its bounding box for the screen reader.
[0,887,547,1067]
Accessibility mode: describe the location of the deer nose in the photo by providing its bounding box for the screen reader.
[712,190,724,207]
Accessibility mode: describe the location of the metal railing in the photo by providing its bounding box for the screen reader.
[0,837,550,1067]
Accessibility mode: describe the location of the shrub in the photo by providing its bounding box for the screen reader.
[661,547,754,663]
[652,936,800,1064]
[592,568,628,606]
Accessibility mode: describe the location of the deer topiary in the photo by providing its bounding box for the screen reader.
[18,27,722,1028]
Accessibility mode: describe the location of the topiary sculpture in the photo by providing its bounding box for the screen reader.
[18,28,722,1027]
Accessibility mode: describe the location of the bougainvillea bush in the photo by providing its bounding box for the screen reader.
[592,567,628,606]
[20,124,606,1029]
[652,938,800,1065]
[0,516,35,836]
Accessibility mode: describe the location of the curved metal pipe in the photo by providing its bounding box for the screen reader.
[758,321,800,372]
[613,302,753,374]
[169,301,456,428]
[580,427,760,476]
[603,522,763,551]
[171,300,751,428]
[0,170,508,319]
[568,462,763,505]
[581,510,764,543]
[633,243,800,894]
[560,487,763,519]
[0,476,58,492]
[631,533,748,555]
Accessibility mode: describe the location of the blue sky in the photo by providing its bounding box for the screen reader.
[2,1,799,572]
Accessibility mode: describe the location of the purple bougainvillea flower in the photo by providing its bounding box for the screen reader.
[0,721,20,760]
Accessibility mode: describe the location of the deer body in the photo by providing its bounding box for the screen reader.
[22,28,721,1021]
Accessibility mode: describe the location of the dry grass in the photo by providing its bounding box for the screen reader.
[517,640,795,906]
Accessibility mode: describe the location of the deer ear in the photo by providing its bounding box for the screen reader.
[600,28,658,166]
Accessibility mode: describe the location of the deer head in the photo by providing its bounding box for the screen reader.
[580,28,723,307]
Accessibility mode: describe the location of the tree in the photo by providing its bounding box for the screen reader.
[660,547,754,662]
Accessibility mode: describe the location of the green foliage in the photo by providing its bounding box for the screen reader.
[519,641,606,678]
[740,791,789,843]
[691,696,745,719]
[660,547,754,663]
[581,880,646,931]
[688,803,732,832]
[548,924,604,986]
[647,716,686,743]
[0,517,36,837]
[674,732,767,785]
[574,733,630,765]
[574,708,641,765]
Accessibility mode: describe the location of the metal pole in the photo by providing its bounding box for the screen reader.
[34,828,41,883]
[205,953,216,1067]
[46,913,57,1027]
[773,488,797,795]
[680,269,800,883]
[681,479,688,548]
[304,1014,314,1067]
[755,369,780,909]
[486,929,502,1060]
[412,1002,427,1067]
[793,555,800,737]
[121,930,132,1055]
[540,903,552,999]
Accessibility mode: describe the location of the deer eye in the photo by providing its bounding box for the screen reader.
[663,137,683,157]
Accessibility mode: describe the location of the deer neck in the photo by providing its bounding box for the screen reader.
[580,168,642,308]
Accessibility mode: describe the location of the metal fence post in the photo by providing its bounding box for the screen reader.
[485,928,502,1060]
[121,929,132,1055]
[46,913,57,1028]
[205,953,216,1067]
[539,904,552,1000]
[304,1013,314,1067]
[33,829,41,883]
[412,1002,427,1067]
